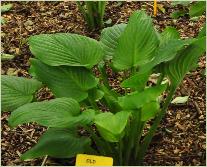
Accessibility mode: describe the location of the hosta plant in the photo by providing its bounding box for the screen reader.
[2,10,206,165]
[171,1,206,19]
[77,1,106,29]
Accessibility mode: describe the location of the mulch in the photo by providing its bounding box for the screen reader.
[1,1,206,166]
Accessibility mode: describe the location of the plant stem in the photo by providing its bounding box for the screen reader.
[131,66,136,75]
[124,110,139,165]
[83,126,106,155]
[118,139,123,165]
[76,2,87,22]
[98,62,111,90]
[98,1,106,28]
[134,121,145,161]
[85,2,95,29]
[88,96,99,110]
[98,84,121,113]
[136,87,176,164]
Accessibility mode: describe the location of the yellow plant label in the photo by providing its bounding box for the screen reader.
[75,154,113,166]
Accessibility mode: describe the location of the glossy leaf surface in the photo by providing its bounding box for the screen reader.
[2,75,42,111]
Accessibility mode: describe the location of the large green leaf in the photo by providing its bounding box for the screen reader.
[113,10,159,70]
[98,84,122,113]
[100,24,127,60]
[170,10,186,19]
[9,98,96,128]
[140,39,190,72]
[29,33,103,68]
[31,59,98,102]
[171,1,191,6]
[141,101,160,121]
[189,1,206,17]
[94,111,131,142]
[1,75,42,112]
[140,27,196,73]
[160,26,180,45]
[118,84,167,110]
[165,37,206,88]
[121,70,150,91]
[21,128,91,160]
[88,88,104,102]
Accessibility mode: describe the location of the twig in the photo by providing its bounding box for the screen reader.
[193,101,202,115]
[41,128,49,166]
[41,155,48,166]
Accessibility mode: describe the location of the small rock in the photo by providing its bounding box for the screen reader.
[24,20,34,26]
[7,68,18,76]
[1,69,6,74]
[173,148,180,154]
[199,115,204,120]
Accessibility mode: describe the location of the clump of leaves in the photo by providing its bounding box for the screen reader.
[77,1,106,30]
[171,1,206,19]
[2,10,206,165]
[1,4,13,24]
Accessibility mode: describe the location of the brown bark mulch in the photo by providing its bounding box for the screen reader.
[1,1,206,166]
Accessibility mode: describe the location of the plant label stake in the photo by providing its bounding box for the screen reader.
[75,154,113,166]
[154,0,157,16]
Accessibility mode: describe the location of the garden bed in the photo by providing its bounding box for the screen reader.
[1,1,206,166]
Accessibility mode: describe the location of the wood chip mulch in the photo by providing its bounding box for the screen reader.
[1,1,206,166]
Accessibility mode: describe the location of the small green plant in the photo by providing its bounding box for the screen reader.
[171,1,206,19]
[1,4,13,24]
[77,1,106,30]
[2,10,205,165]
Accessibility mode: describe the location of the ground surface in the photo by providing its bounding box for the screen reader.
[1,1,206,166]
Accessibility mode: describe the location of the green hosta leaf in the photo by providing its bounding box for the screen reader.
[118,84,167,110]
[156,40,186,62]
[171,1,191,6]
[29,33,103,68]
[113,10,159,70]
[189,1,206,17]
[141,101,160,121]
[171,96,189,104]
[99,84,122,113]
[160,26,180,45]
[100,23,126,60]
[140,26,197,73]
[88,89,104,102]
[1,4,13,13]
[31,59,98,102]
[165,37,206,88]
[94,111,131,142]
[9,98,95,128]
[21,128,91,160]
[78,109,97,125]
[121,70,150,91]
[171,10,186,19]
[1,75,42,112]
[140,39,187,72]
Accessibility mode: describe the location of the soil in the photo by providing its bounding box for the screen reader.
[1,1,206,166]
